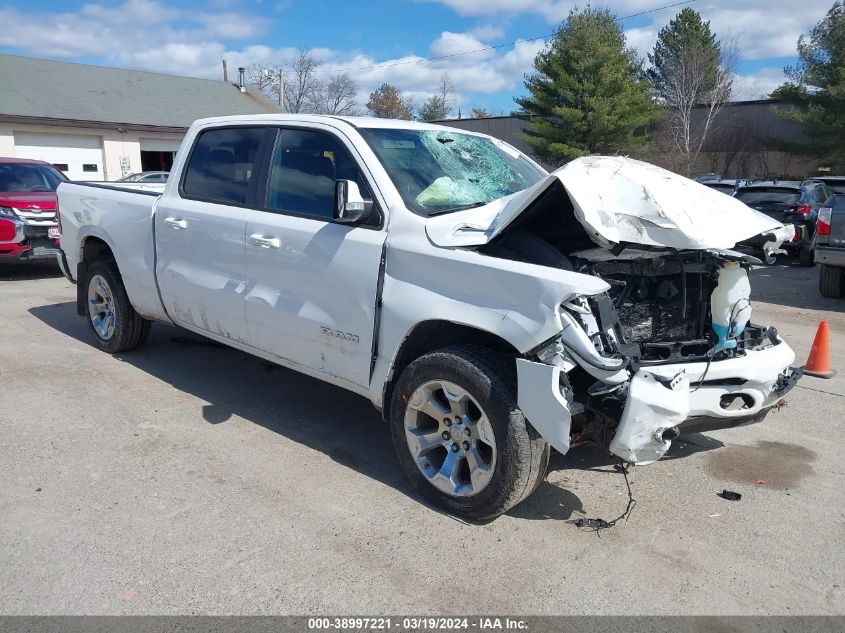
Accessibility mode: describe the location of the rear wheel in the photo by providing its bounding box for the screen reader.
[84,259,151,353]
[799,246,815,267]
[389,345,549,521]
[819,264,844,298]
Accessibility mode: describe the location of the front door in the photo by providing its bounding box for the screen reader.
[242,126,386,388]
[155,126,268,344]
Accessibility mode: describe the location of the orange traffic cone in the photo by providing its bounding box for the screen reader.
[804,320,835,379]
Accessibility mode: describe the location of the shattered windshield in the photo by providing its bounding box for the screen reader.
[359,128,546,216]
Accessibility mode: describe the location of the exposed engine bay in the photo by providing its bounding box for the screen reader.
[476,177,801,464]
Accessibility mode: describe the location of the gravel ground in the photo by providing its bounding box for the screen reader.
[0,260,843,615]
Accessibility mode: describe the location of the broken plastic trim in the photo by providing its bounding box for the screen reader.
[608,370,690,464]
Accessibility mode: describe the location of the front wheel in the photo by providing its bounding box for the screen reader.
[389,345,549,521]
[84,259,151,353]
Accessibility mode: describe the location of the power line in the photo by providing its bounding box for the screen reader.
[312,0,697,74]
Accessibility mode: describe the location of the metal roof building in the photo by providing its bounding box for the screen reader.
[437,100,811,178]
[0,54,281,180]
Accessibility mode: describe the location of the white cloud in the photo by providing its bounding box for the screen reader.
[429,31,496,59]
[424,0,833,61]
[624,26,660,60]
[0,0,269,69]
[732,67,787,100]
[419,0,657,23]
[469,24,507,41]
[0,0,827,115]
[196,12,271,40]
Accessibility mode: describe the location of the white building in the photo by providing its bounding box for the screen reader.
[0,54,281,181]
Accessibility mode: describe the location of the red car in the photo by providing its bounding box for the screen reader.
[0,158,67,263]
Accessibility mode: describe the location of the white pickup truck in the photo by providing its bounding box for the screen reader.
[56,114,802,520]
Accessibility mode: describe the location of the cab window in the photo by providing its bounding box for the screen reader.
[266,128,372,220]
[182,127,265,205]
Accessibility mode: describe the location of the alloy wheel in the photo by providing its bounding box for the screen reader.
[403,380,497,497]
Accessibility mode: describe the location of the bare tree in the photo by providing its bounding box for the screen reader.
[246,62,282,103]
[419,74,456,121]
[309,72,360,115]
[245,50,326,113]
[285,50,322,113]
[662,38,739,176]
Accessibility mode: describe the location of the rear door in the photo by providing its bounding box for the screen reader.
[155,126,271,343]
[241,125,386,388]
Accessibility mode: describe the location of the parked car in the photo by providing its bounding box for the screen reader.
[56,115,801,520]
[117,171,169,183]
[703,179,741,195]
[734,180,836,266]
[693,172,721,183]
[810,175,845,194]
[0,157,66,263]
[817,193,845,297]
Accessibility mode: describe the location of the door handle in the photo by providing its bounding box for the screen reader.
[248,233,281,249]
[164,217,188,230]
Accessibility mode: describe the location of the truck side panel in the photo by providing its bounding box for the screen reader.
[57,182,171,322]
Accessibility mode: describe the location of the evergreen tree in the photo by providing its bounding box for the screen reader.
[647,8,721,102]
[647,8,735,176]
[515,7,657,164]
[772,2,845,166]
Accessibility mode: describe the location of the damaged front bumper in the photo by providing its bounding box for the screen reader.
[516,338,800,465]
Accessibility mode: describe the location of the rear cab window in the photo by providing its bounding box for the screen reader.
[182,127,265,205]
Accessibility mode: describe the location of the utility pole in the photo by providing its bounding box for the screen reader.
[266,67,285,112]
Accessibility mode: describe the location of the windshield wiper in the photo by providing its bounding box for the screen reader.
[428,201,487,216]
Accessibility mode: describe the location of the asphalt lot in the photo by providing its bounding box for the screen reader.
[1,260,843,615]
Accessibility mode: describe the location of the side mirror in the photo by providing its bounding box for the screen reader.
[334,180,372,224]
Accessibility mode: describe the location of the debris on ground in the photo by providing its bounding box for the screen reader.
[719,489,742,501]
[572,462,636,536]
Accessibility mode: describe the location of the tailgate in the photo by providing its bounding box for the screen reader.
[828,195,845,247]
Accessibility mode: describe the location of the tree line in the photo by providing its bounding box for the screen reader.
[248,53,483,121]
[246,2,845,173]
[518,2,843,173]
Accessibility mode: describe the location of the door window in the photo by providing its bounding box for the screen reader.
[266,129,372,220]
[182,127,265,205]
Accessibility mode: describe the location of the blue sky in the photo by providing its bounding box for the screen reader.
[0,0,833,115]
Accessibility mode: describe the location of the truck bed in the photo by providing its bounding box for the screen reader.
[57,181,169,321]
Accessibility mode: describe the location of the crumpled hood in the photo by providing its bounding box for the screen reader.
[425,156,793,253]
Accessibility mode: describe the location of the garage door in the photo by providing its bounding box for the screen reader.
[14,132,104,181]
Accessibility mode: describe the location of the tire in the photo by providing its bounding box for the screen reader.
[799,246,815,267]
[819,264,844,298]
[389,345,549,521]
[84,259,151,353]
